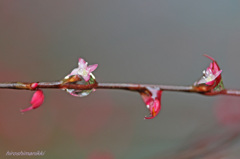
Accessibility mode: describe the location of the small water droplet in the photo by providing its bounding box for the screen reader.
[64,74,96,97]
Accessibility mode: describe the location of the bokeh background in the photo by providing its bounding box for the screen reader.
[1,0,240,158]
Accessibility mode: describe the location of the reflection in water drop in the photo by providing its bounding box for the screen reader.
[63,73,96,97]
[66,88,93,97]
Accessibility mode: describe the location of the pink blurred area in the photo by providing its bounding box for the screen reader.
[214,96,240,129]
[0,65,54,148]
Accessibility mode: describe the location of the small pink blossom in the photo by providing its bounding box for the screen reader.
[140,87,162,119]
[70,58,98,82]
[194,54,223,91]
[203,54,222,85]
[21,90,44,112]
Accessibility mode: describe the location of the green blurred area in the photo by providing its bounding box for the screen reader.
[1,1,240,158]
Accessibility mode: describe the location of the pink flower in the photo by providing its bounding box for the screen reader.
[194,54,224,91]
[140,87,162,119]
[21,90,44,112]
[70,58,98,82]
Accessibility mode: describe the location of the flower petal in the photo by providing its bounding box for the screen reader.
[140,91,152,104]
[82,74,90,82]
[205,80,215,86]
[70,68,79,75]
[31,90,44,109]
[214,70,222,79]
[145,99,161,119]
[140,87,162,119]
[157,89,162,99]
[21,106,34,113]
[205,70,222,85]
[78,58,87,68]
[21,90,44,112]
[204,54,221,74]
[203,54,215,61]
[88,64,98,73]
[212,61,221,74]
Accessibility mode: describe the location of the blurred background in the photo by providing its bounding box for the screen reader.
[1,0,240,158]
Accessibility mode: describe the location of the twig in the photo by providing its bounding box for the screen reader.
[0,81,240,97]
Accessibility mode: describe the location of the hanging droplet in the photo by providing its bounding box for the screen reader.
[63,73,96,97]
[66,88,93,97]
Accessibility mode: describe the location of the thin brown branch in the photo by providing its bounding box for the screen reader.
[0,81,240,97]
